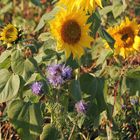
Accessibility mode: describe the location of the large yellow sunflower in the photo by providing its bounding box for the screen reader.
[0,24,18,44]
[58,0,102,12]
[105,18,140,58]
[75,0,102,12]
[50,8,93,59]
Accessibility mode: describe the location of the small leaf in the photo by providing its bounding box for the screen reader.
[99,5,113,15]
[35,6,61,32]
[98,27,115,49]
[40,124,60,140]
[88,11,101,37]
[42,49,57,61]
[77,115,86,128]
[38,32,52,41]
[112,4,124,18]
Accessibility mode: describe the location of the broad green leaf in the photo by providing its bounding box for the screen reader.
[0,69,11,92]
[11,50,35,81]
[112,3,124,18]
[112,0,127,18]
[0,50,11,69]
[80,74,97,99]
[69,80,81,101]
[42,49,57,61]
[0,69,20,103]
[99,5,113,15]
[120,76,140,96]
[126,67,140,79]
[7,100,43,140]
[95,78,107,111]
[0,50,11,63]
[126,77,140,95]
[0,57,11,69]
[80,74,106,111]
[40,124,60,140]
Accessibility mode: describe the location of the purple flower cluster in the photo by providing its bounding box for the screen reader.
[130,98,138,105]
[121,104,127,110]
[47,64,72,87]
[75,100,87,114]
[31,81,43,95]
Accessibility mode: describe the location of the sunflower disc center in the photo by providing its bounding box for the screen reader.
[5,27,16,39]
[61,20,81,45]
[119,27,134,48]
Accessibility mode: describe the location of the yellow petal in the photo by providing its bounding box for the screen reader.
[95,0,103,8]
[120,47,125,58]
[133,36,140,51]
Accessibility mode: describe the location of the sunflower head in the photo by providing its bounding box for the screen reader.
[50,8,93,59]
[61,19,81,45]
[58,0,102,13]
[105,18,140,58]
[76,0,102,12]
[0,24,18,44]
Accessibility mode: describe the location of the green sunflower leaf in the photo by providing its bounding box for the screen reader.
[7,100,43,140]
[11,50,35,81]
[0,69,20,103]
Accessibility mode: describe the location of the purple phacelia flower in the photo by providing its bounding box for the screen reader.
[75,100,87,114]
[130,98,138,105]
[47,64,72,87]
[121,104,127,110]
[31,81,43,95]
[61,65,72,80]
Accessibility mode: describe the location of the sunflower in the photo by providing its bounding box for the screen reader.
[0,24,18,44]
[58,0,102,12]
[105,18,140,58]
[57,0,75,8]
[75,0,102,12]
[50,8,93,59]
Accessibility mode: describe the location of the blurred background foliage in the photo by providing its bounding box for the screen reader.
[0,0,140,140]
